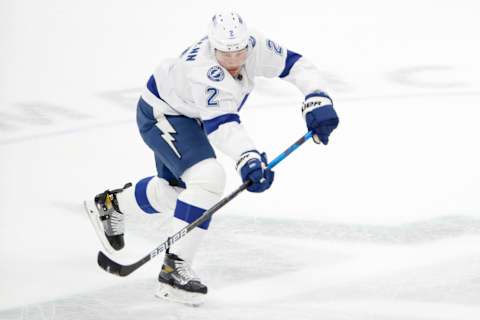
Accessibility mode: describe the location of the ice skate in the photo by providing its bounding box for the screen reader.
[155,253,207,306]
[84,183,132,254]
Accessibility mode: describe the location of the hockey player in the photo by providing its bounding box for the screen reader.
[86,12,338,305]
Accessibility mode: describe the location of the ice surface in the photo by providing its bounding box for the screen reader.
[1,0,480,319]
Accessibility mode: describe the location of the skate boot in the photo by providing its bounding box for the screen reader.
[156,253,207,306]
[83,183,132,253]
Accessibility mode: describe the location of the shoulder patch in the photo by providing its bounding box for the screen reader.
[207,66,225,82]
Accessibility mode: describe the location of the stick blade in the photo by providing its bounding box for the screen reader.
[97,251,129,277]
[97,251,148,277]
[97,251,122,276]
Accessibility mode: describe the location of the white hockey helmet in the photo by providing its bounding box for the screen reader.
[208,12,249,52]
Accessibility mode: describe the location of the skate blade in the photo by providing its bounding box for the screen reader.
[155,283,205,307]
[83,200,117,255]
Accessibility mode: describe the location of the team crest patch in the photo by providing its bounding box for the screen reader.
[207,66,225,82]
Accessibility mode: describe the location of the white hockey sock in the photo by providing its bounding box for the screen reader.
[167,159,225,264]
[168,189,218,264]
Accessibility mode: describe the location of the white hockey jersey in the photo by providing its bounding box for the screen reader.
[141,30,329,161]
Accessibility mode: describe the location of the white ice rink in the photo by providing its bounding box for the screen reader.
[1,0,480,319]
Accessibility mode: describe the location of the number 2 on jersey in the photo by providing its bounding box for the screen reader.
[206,87,219,106]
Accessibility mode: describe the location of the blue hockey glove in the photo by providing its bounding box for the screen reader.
[302,92,339,145]
[236,151,275,193]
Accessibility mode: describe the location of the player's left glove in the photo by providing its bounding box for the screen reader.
[236,151,274,193]
[302,92,339,145]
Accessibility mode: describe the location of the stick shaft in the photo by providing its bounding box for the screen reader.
[267,131,313,170]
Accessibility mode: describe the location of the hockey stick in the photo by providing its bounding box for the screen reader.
[97,131,314,277]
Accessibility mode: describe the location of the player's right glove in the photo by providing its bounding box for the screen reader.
[236,151,274,193]
[302,91,339,145]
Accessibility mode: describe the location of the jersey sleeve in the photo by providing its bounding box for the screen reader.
[189,67,256,161]
[280,56,331,98]
[252,30,331,98]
